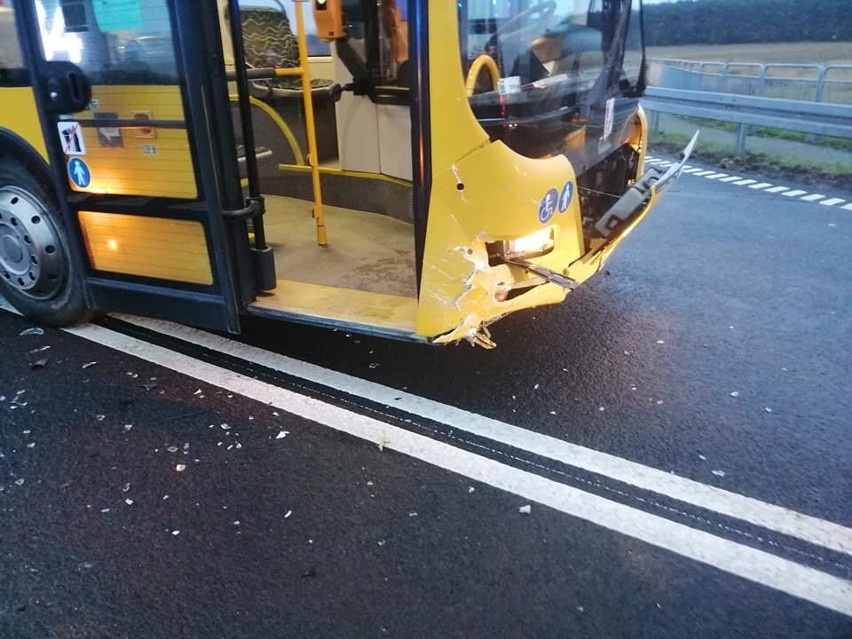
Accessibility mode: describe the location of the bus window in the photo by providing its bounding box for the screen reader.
[460,0,644,165]
[34,0,178,82]
[0,0,25,83]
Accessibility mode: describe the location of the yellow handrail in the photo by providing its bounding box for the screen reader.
[293,0,327,246]
[230,94,306,166]
[465,54,501,96]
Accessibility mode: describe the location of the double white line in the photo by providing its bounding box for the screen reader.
[3,299,851,617]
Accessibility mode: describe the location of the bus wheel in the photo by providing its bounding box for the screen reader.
[0,159,89,327]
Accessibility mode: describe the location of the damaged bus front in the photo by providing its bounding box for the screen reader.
[415,0,695,346]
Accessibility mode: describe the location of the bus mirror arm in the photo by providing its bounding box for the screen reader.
[594,130,699,238]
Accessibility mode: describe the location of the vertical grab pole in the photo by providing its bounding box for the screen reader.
[292,0,327,246]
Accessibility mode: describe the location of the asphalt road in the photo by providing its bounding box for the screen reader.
[2,157,851,638]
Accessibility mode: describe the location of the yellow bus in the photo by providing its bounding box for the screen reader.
[0,0,693,347]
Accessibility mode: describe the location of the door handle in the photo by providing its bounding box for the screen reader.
[43,61,92,113]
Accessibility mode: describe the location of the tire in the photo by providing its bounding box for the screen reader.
[0,156,90,327]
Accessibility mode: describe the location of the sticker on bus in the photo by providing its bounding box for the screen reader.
[57,121,86,156]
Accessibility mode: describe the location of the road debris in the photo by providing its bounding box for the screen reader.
[30,358,49,370]
[712,470,726,477]
[81,362,98,369]
[285,510,292,518]
[125,499,134,506]
[518,504,532,514]
[19,327,44,336]
[729,391,740,398]
[276,431,289,439]
[175,464,186,472]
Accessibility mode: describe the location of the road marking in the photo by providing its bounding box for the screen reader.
[764,186,789,194]
[800,193,826,202]
[692,170,716,176]
[718,176,742,182]
[819,198,845,207]
[782,190,808,197]
[843,203,852,211]
[58,321,852,618]
[748,182,773,190]
[115,316,852,559]
[733,179,757,186]
[704,173,728,179]
[682,167,702,174]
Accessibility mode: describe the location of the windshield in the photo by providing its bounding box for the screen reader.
[459,0,644,163]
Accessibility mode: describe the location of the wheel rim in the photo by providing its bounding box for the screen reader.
[0,185,66,300]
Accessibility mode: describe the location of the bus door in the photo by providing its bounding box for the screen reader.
[16,0,255,332]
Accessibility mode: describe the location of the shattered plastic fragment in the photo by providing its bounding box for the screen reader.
[765,407,773,413]
[123,424,132,432]
[729,391,740,398]
[468,487,475,493]
[176,464,186,472]
[377,540,386,546]
[171,530,180,536]
[30,358,49,370]
[518,504,532,514]
[285,510,292,518]
[167,446,178,453]
[96,415,105,421]
[81,362,98,369]
[14,478,25,486]
[275,431,288,439]
[656,339,665,344]
[29,345,51,354]
[19,327,44,336]
[712,470,726,477]
[125,499,134,506]
[122,483,131,492]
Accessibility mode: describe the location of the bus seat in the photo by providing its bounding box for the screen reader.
[240,6,339,102]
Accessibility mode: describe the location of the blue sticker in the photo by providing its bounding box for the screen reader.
[538,188,559,224]
[558,181,574,213]
[68,158,91,189]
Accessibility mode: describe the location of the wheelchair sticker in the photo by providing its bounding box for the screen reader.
[538,188,559,223]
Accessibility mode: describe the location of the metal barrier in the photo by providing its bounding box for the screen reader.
[641,86,852,154]
[648,59,852,104]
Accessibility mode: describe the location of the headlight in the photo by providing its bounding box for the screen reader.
[502,227,555,260]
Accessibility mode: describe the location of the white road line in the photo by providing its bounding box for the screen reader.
[843,203,852,211]
[61,321,852,618]
[748,182,773,190]
[704,173,728,180]
[733,179,757,186]
[765,186,790,194]
[719,176,742,183]
[682,168,702,174]
[819,198,845,207]
[693,170,716,176]
[782,190,808,197]
[800,194,826,202]
[118,316,852,559]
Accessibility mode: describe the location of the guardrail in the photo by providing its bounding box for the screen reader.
[648,59,852,104]
[641,87,852,154]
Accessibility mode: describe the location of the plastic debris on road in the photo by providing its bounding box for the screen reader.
[519,504,532,514]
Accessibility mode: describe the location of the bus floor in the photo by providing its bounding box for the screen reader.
[248,195,419,334]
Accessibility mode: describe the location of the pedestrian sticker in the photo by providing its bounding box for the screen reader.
[558,181,574,213]
[67,158,91,189]
[538,188,559,224]
[57,121,86,155]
